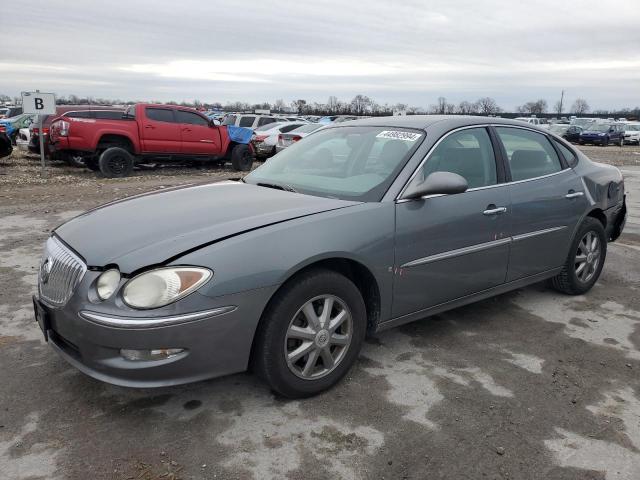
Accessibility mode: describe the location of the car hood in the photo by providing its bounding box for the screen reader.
[55,181,358,273]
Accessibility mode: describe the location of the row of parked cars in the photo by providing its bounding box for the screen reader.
[514,116,640,146]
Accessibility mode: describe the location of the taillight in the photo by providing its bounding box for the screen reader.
[43,127,50,135]
[277,134,283,143]
[32,127,39,135]
[254,135,268,142]
[0,125,5,133]
[292,135,302,142]
[59,120,70,137]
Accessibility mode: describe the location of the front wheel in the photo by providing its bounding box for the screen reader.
[253,269,367,398]
[551,217,607,295]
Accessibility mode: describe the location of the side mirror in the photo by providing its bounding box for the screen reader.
[402,171,468,200]
[209,119,221,127]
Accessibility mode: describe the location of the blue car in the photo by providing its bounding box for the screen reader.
[0,114,36,142]
[579,123,625,146]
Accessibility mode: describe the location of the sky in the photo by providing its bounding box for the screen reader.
[2,0,639,111]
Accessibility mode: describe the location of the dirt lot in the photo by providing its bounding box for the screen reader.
[1,146,639,480]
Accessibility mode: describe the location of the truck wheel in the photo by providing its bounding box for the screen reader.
[231,144,253,171]
[98,147,134,178]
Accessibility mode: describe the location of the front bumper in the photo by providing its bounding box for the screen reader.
[38,278,276,388]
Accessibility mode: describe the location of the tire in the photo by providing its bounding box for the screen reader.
[619,137,624,147]
[98,147,134,178]
[551,217,607,295]
[231,144,253,171]
[602,137,609,147]
[253,269,367,398]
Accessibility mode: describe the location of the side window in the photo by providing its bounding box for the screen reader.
[222,115,236,126]
[495,127,562,181]
[95,111,126,120]
[67,111,91,118]
[176,110,209,126]
[553,139,578,167]
[146,108,175,123]
[239,116,256,128]
[420,128,497,189]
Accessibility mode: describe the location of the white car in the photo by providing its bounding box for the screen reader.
[275,123,324,153]
[623,123,640,144]
[16,127,31,151]
[252,122,308,158]
[222,113,280,130]
[514,117,549,129]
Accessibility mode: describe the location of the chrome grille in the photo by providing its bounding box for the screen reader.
[38,236,87,307]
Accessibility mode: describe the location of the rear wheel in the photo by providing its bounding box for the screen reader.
[619,137,624,147]
[551,217,606,295]
[231,144,253,171]
[98,147,134,178]
[253,269,366,398]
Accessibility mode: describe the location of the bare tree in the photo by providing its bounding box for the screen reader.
[571,98,590,115]
[555,90,565,116]
[476,97,501,115]
[273,99,286,112]
[350,94,372,115]
[327,96,339,113]
[517,99,548,115]
[430,97,448,114]
[457,100,477,115]
[291,99,307,114]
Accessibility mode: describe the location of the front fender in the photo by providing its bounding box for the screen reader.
[174,202,396,322]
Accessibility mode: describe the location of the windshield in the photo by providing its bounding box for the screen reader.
[244,126,424,202]
[625,124,640,131]
[588,124,612,132]
[255,122,285,132]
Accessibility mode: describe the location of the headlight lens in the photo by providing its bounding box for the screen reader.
[96,269,121,300]
[122,267,212,309]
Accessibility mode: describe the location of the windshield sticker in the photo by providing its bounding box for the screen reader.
[376,130,422,141]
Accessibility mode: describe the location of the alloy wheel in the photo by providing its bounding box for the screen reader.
[284,295,353,380]
[575,231,601,283]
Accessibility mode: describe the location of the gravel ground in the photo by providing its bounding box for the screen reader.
[1,146,639,480]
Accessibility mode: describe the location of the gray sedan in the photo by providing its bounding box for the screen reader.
[34,116,627,398]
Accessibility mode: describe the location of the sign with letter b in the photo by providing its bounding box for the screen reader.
[21,92,56,115]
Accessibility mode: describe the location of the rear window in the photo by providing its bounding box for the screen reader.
[257,117,277,127]
[292,124,323,133]
[239,116,256,128]
[280,124,304,133]
[146,108,175,123]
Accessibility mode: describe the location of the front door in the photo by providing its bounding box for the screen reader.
[493,126,588,281]
[393,127,511,318]
[141,107,180,153]
[176,110,221,155]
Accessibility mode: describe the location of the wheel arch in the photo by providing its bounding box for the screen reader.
[248,256,382,367]
[96,133,136,154]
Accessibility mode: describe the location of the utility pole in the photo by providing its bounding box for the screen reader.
[558,90,565,116]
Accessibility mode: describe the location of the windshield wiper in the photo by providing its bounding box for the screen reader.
[256,182,297,193]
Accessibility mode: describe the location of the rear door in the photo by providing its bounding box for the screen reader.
[176,110,221,155]
[494,126,588,281]
[141,107,180,153]
[393,127,511,318]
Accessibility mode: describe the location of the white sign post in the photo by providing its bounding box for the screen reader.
[21,91,56,177]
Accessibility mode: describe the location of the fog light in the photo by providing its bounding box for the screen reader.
[120,348,185,361]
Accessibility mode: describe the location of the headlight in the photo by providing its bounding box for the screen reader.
[122,267,212,309]
[96,269,121,300]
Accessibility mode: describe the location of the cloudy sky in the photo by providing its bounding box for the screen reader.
[2,0,639,110]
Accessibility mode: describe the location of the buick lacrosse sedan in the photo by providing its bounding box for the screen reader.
[34,116,627,398]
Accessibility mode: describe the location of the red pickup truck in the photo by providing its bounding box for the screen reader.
[49,103,255,177]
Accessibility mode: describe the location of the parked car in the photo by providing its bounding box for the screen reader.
[570,117,597,129]
[563,125,583,143]
[0,131,11,158]
[622,123,640,144]
[0,113,36,143]
[276,123,324,153]
[34,116,626,398]
[0,106,22,119]
[48,103,255,176]
[252,122,308,158]
[222,113,280,130]
[579,123,626,146]
[16,127,31,152]
[28,105,124,157]
[548,124,570,137]
[514,117,549,129]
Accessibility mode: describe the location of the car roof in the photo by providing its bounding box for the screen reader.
[328,115,541,131]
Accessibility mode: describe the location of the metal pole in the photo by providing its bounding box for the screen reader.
[38,114,46,177]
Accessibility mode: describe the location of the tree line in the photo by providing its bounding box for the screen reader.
[1,93,638,118]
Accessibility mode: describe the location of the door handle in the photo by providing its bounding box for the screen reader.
[144,125,155,129]
[483,206,507,215]
[565,191,584,199]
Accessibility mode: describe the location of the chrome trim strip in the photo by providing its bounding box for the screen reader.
[396,123,572,202]
[79,306,237,328]
[512,226,566,242]
[401,237,511,268]
[401,225,567,268]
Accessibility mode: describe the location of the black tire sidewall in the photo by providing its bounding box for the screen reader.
[231,144,253,171]
[98,147,134,178]
[565,218,607,294]
[255,269,367,398]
